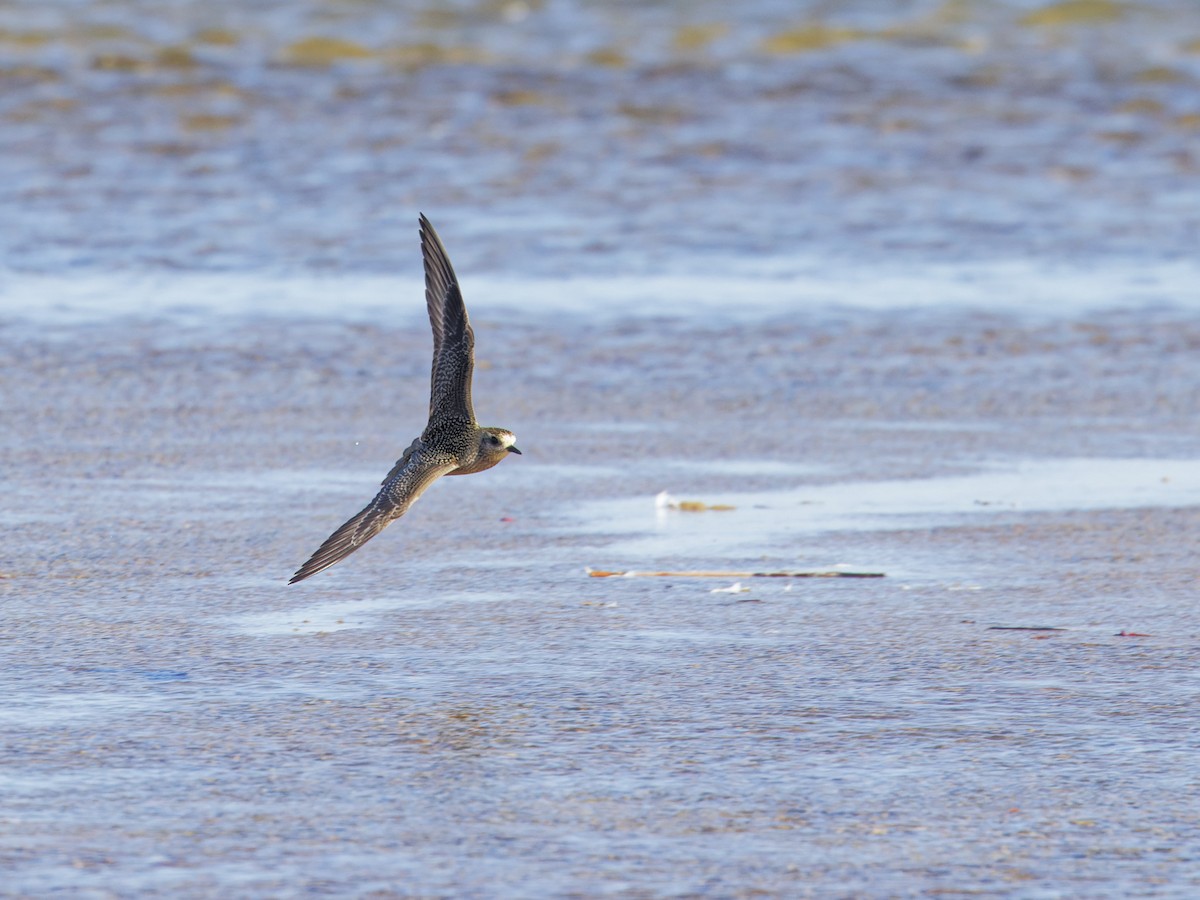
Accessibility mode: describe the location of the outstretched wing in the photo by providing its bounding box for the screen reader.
[289,448,457,583]
[420,214,475,423]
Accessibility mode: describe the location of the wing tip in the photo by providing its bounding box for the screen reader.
[288,549,346,585]
[289,533,360,584]
[288,553,332,584]
[420,216,448,258]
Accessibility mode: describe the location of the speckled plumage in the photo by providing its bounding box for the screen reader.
[290,215,520,584]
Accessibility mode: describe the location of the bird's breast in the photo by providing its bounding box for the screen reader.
[446,453,504,476]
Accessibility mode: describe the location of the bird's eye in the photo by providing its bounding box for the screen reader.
[488,435,501,445]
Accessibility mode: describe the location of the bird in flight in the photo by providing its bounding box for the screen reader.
[290,214,521,583]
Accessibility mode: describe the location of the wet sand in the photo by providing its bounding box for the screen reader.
[2,301,1198,895]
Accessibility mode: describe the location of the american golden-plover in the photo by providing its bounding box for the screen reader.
[290,214,520,583]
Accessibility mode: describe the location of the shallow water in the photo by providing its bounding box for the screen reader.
[3,0,1200,895]
[2,0,1200,280]
[1,259,1199,327]
[583,457,1200,558]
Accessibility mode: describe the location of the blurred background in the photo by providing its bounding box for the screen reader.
[1,0,1198,288]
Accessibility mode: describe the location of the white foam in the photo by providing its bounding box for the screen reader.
[1,258,1197,326]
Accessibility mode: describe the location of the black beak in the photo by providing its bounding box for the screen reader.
[508,446,522,455]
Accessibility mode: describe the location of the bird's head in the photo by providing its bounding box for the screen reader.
[480,428,521,463]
